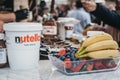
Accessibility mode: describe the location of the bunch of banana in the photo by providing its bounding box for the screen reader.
[75,33,119,59]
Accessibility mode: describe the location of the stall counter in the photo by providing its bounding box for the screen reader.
[0,60,120,80]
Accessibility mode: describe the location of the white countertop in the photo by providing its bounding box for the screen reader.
[0,60,120,80]
[0,60,50,80]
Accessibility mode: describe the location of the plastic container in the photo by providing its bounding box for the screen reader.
[58,17,80,41]
[48,55,120,75]
[42,16,57,36]
[3,23,42,70]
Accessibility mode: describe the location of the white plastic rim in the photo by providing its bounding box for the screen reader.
[87,31,105,37]
[58,17,80,24]
[3,22,43,31]
[64,23,74,27]
[95,0,105,3]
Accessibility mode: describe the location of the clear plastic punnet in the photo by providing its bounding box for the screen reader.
[48,54,120,75]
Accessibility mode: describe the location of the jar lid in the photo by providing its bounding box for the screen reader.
[3,22,43,31]
[0,33,4,39]
[64,23,74,27]
[95,0,105,3]
[87,31,104,37]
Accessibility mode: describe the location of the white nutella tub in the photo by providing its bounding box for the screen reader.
[3,23,42,70]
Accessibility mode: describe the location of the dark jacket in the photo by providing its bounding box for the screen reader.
[91,3,120,29]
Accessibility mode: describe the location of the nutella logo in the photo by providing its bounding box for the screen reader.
[15,34,40,43]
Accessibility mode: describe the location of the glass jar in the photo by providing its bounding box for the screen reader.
[0,33,6,68]
[42,16,57,36]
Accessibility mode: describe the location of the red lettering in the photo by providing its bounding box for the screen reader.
[30,36,35,42]
[35,34,40,41]
[19,34,40,43]
[20,37,23,43]
[26,35,29,42]
[20,36,27,43]
[44,26,54,29]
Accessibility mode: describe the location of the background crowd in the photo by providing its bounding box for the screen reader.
[0,0,120,46]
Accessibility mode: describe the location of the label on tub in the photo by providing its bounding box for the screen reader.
[65,30,73,38]
[42,26,57,35]
[5,31,41,49]
[15,34,40,43]
[0,48,6,63]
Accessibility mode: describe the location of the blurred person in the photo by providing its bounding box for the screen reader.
[0,9,28,22]
[57,4,71,17]
[67,0,91,34]
[57,4,65,17]
[116,0,120,13]
[18,5,32,22]
[51,7,59,20]
[91,0,107,25]
[71,2,76,9]
[108,4,116,11]
[29,0,36,11]
[32,0,47,21]
[81,0,120,29]
[105,1,120,47]
[42,8,50,20]
[0,9,28,32]
[19,5,26,10]
[81,0,120,46]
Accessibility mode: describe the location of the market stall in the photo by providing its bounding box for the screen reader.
[0,0,120,80]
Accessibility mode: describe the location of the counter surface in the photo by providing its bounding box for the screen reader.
[0,60,120,80]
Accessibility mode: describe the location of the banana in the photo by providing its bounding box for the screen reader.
[75,40,118,58]
[85,40,118,52]
[82,33,113,47]
[79,50,119,59]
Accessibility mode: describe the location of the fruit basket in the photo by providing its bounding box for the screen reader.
[48,54,120,75]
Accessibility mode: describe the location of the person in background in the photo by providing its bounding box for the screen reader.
[91,0,106,26]
[82,0,120,29]
[0,9,28,32]
[71,2,76,9]
[57,4,71,17]
[19,5,28,10]
[32,0,47,21]
[67,0,91,34]
[81,0,120,46]
[51,6,59,20]
[116,0,120,13]
[29,0,36,11]
[108,4,116,11]
[105,0,120,47]
[42,7,51,20]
